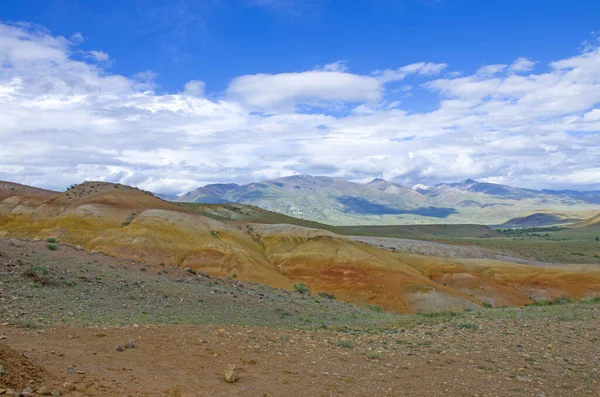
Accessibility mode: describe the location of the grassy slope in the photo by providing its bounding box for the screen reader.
[176,202,502,240]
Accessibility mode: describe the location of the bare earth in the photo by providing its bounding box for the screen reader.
[1,312,599,397]
[0,239,599,396]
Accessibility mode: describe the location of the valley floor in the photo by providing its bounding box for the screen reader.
[1,239,599,396]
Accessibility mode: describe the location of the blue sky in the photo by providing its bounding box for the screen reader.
[3,0,599,102]
[0,0,599,192]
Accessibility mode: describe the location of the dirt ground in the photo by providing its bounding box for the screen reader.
[1,239,599,396]
[1,309,599,397]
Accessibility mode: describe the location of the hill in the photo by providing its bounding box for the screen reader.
[576,213,600,227]
[2,180,600,313]
[172,176,600,226]
[500,212,583,228]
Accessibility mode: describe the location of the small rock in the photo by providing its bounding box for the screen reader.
[116,345,124,352]
[62,382,75,391]
[0,335,6,340]
[223,364,239,383]
[124,341,134,349]
[51,390,61,397]
[183,267,196,275]
[75,245,82,251]
[36,386,51,395]
[22,386,33,396]
[67,365,75,374]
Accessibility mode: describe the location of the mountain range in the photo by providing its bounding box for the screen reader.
[170,176,600,226]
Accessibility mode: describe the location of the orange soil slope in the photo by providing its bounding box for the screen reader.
[1,181,600,313]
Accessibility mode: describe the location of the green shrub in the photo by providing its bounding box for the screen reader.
[45,237,57,243]
[317,291,336,300]
[23,264,50,284]
[293,283,310,294]
[46,243,58,251]
[336,341,354,349]
[482,302,493,308]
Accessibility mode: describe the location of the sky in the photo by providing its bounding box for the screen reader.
[0,0,599,194]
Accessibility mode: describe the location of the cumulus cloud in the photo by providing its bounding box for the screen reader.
[0,22,599,193]
[227,70,383,111]
[183,80,205,97]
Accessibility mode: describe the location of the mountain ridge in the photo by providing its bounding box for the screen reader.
[171,176,600,226]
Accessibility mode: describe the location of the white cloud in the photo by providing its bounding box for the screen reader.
[374,62,448,83]
[0,22,600,193]
[477,64,507,76]
[320,60,348,72]
[89,50,110,62]
[183,80,205,97]
[227,70,382,111]
[509,57,536,73]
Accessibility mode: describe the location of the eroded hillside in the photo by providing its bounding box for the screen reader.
[2,181,600,313]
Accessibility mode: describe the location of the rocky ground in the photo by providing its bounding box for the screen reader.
[0,239,599,396]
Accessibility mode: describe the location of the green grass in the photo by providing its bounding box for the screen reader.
[335,341,354,349]
[23,264,51,284]
[453,322,478,330]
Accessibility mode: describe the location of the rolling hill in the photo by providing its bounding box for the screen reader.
[2,180,600,313]
[500,212,584,228]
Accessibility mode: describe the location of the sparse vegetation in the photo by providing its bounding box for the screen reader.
[293,282,310,294]
[23,264,50,284]
[336,341,354,349]
[46,243,58,250]
[317,291,336,300]
[453,322,478,330]
[45,237,57,243]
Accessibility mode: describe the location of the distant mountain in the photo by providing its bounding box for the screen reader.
[176,183,238,204]
[437,179,538,199]
[173,176,600,226]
